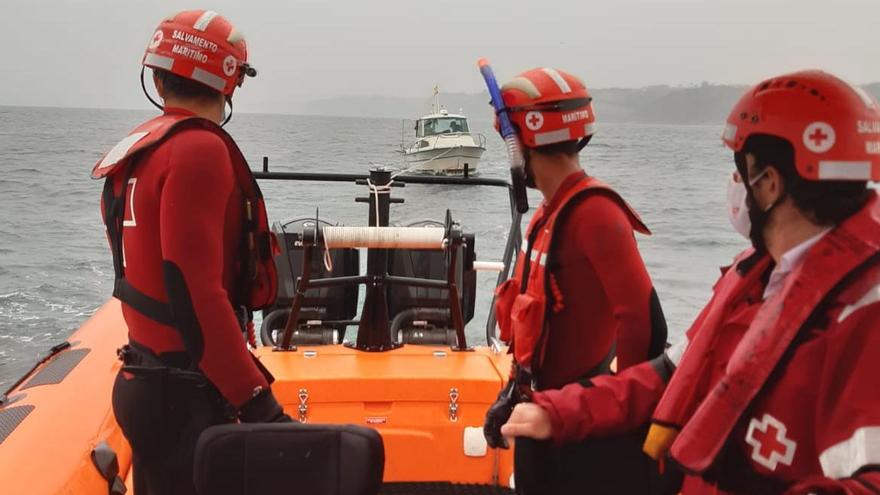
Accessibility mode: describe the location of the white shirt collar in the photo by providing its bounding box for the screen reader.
[763,228,832,300]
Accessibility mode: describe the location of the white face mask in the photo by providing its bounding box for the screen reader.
[726,171,751,239]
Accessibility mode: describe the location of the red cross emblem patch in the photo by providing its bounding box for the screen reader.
[745,414,796,471]
[525,111,544,131]
[223,55,238,77]
[149,30,163,50]
[802,122,836,153]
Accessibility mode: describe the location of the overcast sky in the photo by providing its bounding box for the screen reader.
[1,0,878,114]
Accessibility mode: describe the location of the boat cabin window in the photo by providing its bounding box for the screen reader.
[418,118,469,137]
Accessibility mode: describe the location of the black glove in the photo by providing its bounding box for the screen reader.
[484,379,518,449]
[239,388,293,423]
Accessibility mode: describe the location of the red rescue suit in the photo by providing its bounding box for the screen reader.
[534,194,880,494]
[94,108,277,408]
[495,171,662,387]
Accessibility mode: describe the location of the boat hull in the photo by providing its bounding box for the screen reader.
[0,300,515,493]
[0,299,131,494]
[405,146,484,175]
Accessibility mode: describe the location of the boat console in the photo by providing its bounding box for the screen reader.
[260,167,498,353]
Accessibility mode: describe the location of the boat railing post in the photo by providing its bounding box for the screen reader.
[352,168,399,351]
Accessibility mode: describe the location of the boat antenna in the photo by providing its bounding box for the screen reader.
[433,84,439,114]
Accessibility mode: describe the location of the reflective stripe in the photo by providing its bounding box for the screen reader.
[227,29,244,44]
[723,123,737,142]
[190,67,226,92]
[584,123,597,136]
[193,10,219,31]
[98,132,150,169]
[838,284,880,323]
[534,128,571,146]
[123,178,138,228]
[527,249,548,266]
[818,161,872,180]
[541,68,572,94]
[666,338,688,367]
[143,53,174,71]
[819,426,880,478]
[501,77,542,99]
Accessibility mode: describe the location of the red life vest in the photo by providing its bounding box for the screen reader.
[92,113,278,326]
[648,195,880,475]
[494,175,649,371]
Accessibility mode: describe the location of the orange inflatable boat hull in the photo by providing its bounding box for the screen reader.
[0,300,515,494]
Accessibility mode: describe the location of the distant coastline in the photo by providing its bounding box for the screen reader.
[4,83,877,125]
[303,83,880,125]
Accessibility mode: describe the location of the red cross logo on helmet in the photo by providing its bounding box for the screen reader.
[525,111,544,131]
[802,122,836,153]
[148,30,163,50]
[745,414,797,471]
[223,55,238,77]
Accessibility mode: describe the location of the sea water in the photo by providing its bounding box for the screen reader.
[0,106,745,388]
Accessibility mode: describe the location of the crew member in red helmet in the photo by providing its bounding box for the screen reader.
[93,10,290,494]
[482,67,668,494]
[501,71,880,494]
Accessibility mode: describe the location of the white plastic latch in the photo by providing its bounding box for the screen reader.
[463,426,487,457]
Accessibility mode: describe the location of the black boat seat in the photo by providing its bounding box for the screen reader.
[194,423,384,495]
[262,219,359,346]
[387,220,476,346]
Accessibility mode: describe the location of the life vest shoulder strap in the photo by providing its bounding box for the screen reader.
[91,113,202,179]
[553,176,650,236]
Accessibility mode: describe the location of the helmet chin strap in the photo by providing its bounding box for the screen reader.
[140,67,164,111]
[141,67,234,127]
[577,135,593,152]
[221,97,233,127]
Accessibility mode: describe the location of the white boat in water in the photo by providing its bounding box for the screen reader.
[402,90,486,176]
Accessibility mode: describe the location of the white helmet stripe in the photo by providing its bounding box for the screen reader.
[144,53,174,71]
[818,161,872,180]
[541,68,572,94]
[191,67,227,92]
[227,29,244,44]
[193,10,220,32]
[501,77,542,99]
[534,128,572,146]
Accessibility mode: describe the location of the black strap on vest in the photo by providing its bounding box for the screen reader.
[515,342,617,393]
[103,160,177,327]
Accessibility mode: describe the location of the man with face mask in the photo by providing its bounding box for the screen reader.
[483,67,668,494]
[92,10,291,494]
[499,70,880,494]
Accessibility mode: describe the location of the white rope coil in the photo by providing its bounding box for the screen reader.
[323,226,446,250]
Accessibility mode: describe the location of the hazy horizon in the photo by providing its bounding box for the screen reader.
[3,0,879,115]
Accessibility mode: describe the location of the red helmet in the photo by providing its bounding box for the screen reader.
[722,70,880,181]
[143,10,255,96]
[499,68,596,148]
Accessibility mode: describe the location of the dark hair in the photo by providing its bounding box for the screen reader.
[740,134,870,226]
[532,139,581,157]
[153,68,221,101]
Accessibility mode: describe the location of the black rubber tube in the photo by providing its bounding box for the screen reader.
[260,308,291,346]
